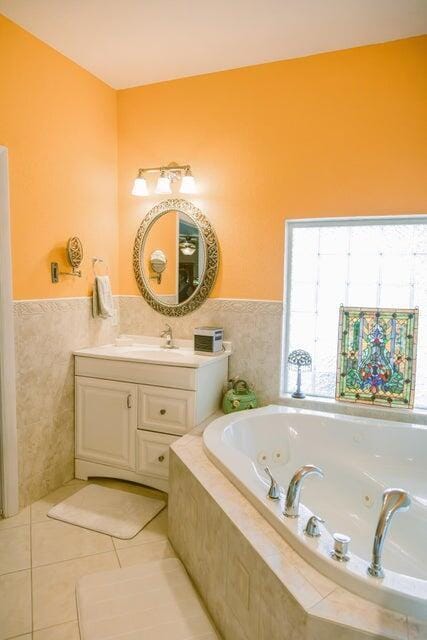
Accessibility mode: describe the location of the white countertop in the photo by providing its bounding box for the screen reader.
[74,335,232,369]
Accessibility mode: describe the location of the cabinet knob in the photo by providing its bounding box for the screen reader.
[127,394,132,409]
[158,455,165,462]
[160,409,166,415]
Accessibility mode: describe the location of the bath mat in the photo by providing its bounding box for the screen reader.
[48,484,166,539]
[76,557,220,640]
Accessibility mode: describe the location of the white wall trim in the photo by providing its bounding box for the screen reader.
[0,146,19,516]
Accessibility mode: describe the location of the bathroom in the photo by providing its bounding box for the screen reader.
[0,2,426,638]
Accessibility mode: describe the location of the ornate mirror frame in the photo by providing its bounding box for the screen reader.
[133,199,219,317]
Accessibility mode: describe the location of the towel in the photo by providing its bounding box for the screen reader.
[92,275,114,319]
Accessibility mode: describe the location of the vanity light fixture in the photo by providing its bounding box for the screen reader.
[155,169,172,195]
[131,162,197,197]
[179,167,197,194]
[131,170,149,196]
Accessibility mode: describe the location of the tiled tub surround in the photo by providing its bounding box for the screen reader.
[14,298,118,507]
[118,295,283,405]
[203,406,427,619]
[168,433,427,640]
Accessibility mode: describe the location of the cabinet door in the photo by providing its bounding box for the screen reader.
[76,377,136,469]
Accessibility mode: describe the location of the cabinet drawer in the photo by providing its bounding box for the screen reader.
[136,430,179,479]
[75,356,196,390]
[138,385,195,435]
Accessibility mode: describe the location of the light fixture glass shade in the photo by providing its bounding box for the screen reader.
[155,171,172,195]
[131,176,149,196]
[180,170,197,194]
[179,237,197,256]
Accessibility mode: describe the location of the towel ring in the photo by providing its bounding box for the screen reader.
[92,257,109,276]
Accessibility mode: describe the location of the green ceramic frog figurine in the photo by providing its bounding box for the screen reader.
[222,378,258,414]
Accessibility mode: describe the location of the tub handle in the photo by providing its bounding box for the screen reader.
[304,514,325,538]
[264,466,281,500]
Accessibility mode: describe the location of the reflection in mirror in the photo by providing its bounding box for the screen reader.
[149,249,167,284]
[142,211,205,305]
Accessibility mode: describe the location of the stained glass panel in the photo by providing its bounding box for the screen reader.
[336,306,418,408]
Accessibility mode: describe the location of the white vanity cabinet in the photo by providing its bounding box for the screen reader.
[74,339,230,492]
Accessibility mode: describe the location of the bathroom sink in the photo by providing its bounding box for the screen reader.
[124,347,189,358]
[113,344,188,356]
[74,335,231,368]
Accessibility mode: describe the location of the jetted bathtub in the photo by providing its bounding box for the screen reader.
[203,405,427,619]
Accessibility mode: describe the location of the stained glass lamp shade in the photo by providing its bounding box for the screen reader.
[288,349,312,399]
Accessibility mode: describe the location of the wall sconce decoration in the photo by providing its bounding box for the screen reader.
[287,349,312,399]
[50,236,83,283]
[131,162,197,197]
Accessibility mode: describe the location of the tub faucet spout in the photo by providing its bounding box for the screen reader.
[284,464,324,518]
[367,488,411,579]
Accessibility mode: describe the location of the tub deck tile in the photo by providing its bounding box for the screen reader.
[307,587,408,640]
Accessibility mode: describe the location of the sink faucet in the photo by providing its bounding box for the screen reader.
[284,464,324,518]
[367,488,411,578]
[160,324,174,349]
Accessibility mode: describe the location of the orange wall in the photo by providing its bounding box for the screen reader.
[0,15,118,300]
[1,20,425,303]
[117,36,427,301]
[144,211,177,296]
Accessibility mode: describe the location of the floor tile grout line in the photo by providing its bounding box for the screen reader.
[0,519,31,531]
[112,535,122,568]
[33,616,78,635]
[31,619,79,635]
[0,566,32,578]
[31,548,117,572]
[0,522,30,532]
[112,533,168,551]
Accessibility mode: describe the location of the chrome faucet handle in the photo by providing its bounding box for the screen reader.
[264,467,281,500]
[284,464,324,518]
[304,514,325,537]
[331,532,351,562]
[161,323,172,337]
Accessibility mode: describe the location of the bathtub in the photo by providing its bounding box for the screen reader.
[203,405,427,619]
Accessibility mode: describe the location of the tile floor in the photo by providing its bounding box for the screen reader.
[0,478,175,640]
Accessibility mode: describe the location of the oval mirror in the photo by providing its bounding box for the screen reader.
[133,199,219,316]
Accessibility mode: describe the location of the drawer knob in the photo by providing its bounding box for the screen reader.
[160,409,166,415]
[158,455,165,462]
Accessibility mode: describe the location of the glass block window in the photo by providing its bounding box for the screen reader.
[283,217,427,409]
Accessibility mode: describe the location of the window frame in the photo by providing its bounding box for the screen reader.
[282,214,427,401]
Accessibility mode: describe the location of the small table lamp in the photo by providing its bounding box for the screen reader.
[287,349,312,399]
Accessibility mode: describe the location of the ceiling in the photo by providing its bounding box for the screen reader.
[1,0,426,89]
